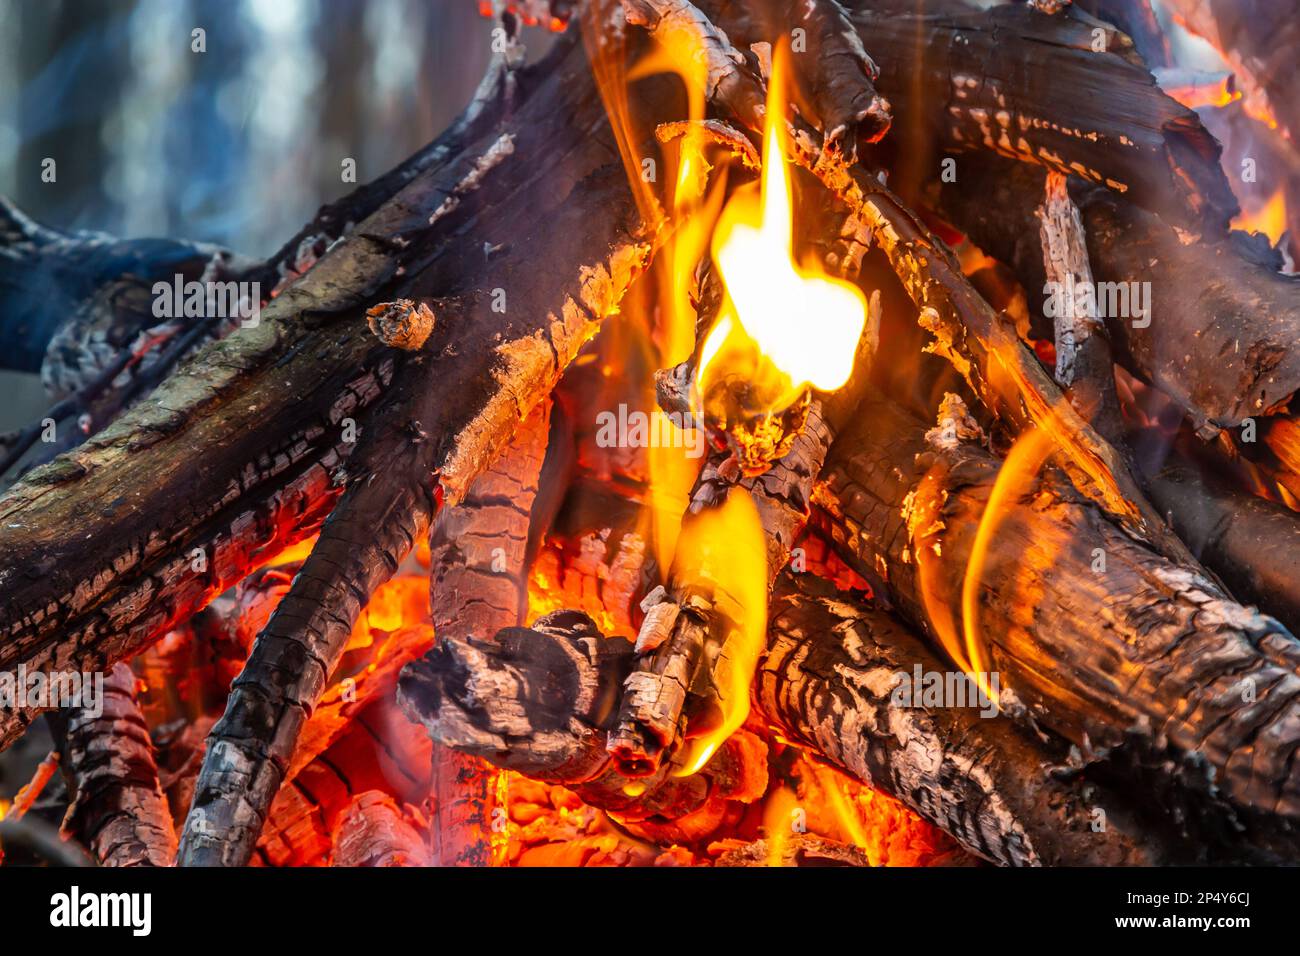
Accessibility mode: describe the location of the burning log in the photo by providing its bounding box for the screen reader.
[48,663,176,867]
[605,402,836,777]
[1034,171,1128,452]
[402,398,554,866]
[329,792,432,867]
[400,608,769,846]
[0,30,651,754]
[695,0,892,154]
[408,563,1179,864]
[713,833,871,867]
[813,392,1300,862]
[759,573,1179,865]
[636,0,1196,576]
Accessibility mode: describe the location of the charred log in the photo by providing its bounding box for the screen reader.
[0,34,654,754]
[759,573,1181,865]
[49,662,176,867]
[849,0,1238,234]
[399,609,768,846]
[405,398,553,866]
[937,154,1300,434]
[1147,461,1300,637]
[814,392,1300,861]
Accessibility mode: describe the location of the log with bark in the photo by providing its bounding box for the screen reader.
[812,391,1300,862]
[936,154,1300,436]
[47,662,176,867]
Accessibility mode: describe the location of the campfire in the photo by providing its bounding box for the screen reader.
[2,0,1299,872]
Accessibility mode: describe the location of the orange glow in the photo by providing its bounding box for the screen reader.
[263,534,319,567]
[673,490,768,777]
[810,764,869,853]
[698,52,867,415]
[1233,188,1288,246]
[1267,417,1300,476]
[359,575,427,634]
[791,755,956,866]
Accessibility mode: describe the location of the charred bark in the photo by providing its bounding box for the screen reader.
[760,573,1181,865]
[50,662,176,867]
[1147,461,1300,637]
[937,155,1300,434]
[850,0,1238,234]
[406,398,553,866]
[178,31,667,865]
[399,608,768,846]
[814,392,1300,861]
[0,34,653,754]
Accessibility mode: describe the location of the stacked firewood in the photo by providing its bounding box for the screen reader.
[2,0,1299,867]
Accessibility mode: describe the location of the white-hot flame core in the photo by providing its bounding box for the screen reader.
[708,119,866,395]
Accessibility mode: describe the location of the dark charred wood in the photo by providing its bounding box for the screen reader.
[399,609,767,845]
[937,154,1300,434]
[1147,460,1300,637]
[407,398,553,867]
[50,662,176,867]
[814,392,1300,861]
[178,357,438,867]
[0,33,654,753]
[852,0,1238,235]
[696,0,892,154]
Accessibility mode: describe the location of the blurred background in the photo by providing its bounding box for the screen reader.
[0,0,500,253]
[0,0,507,429]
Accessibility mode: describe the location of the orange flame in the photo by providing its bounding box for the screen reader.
[959,427,1054,701]
[673,490,768,777]
[1233,187,1288,247]
[763,786,800,866]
